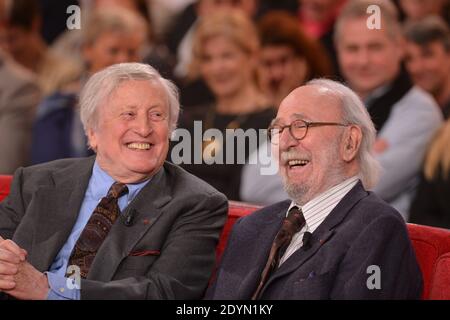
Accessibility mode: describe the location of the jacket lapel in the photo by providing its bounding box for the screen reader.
[87,165,172,281]
[31,157,95,271]
[236,201,290,298]
[259,181,369,297]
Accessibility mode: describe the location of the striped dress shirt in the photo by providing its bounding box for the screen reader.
[279,176,359,265]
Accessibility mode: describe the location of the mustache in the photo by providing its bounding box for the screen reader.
[280,149,310,163]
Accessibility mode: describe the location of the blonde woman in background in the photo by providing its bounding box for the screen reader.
[410,120,450,229]
[173,10,275,201]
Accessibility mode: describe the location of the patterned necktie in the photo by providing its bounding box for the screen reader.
[251,206,306,300]
[68,182,128,279]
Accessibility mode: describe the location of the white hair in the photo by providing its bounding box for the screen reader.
[307,78,381,189]
[79,62,180,135]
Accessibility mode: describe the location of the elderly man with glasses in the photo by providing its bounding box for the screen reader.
[206,79,422,300]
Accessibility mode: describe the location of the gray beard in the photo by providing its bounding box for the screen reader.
[283,181,310,206]
[282,168,349,206]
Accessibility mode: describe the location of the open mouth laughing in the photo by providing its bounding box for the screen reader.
[126,142,154,150]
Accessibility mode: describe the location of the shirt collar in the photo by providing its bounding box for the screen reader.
[90,161,151,202]
[287,176,359,231]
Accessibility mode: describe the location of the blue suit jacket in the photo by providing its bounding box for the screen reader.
[206,181,423,299]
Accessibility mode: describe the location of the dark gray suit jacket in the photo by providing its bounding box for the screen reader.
[206,182,423,299]
[0,157,228,299]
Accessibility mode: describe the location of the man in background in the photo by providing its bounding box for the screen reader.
[335,0,443,218]
[404,16,450,118]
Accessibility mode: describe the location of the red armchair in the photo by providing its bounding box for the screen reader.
[1,175,449,299]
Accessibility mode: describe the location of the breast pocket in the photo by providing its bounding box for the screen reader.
[291,271,334,300]
[116,255,159,276]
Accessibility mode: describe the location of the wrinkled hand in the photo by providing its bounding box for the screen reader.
[0,236,49,300]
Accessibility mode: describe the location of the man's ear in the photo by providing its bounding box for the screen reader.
[342,125,362,162]
[87,127,98,152]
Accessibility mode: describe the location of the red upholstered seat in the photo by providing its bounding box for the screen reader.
[408,224,450,299]
[215,201,262,262]
[1,176,449,299]
[0,175,12,202]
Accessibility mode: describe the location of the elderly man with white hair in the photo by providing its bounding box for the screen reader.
[0,62,228,300]
[206,79,422,300]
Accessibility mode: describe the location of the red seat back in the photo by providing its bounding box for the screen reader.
[215,201,261,262]
[407,224,450,299]
[0,175,12,202]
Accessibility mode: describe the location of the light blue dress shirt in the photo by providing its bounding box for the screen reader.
[46,161,150,300]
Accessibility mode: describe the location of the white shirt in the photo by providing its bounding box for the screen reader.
[279,176,359,265]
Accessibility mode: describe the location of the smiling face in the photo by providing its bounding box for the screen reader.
[258,45,307,103]
[199,35,254,99]
[275,85,354,204]
[404,40,450,97]
[84,31,142,74]
[336,17,403,99]
[87,80,170,183]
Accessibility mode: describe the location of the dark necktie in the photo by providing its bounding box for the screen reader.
[68,182,128,279]
[251,206,306,300]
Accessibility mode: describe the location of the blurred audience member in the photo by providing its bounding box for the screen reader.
[173,11,275,201]
[172,0,259,79]
[257,10,333,106]
[0,0,88,97]
[31,8,146,165]
[0,0,47,74]
[404,16,450,118]
[53,2,147,68]
[335,0,443,218]
[0,50,40,174]
[0,0,40,174]
[166,0,260,107]
[410,119,450,229]
[398,0,450,24]
[85,0,175,79]
[297,0,348,76]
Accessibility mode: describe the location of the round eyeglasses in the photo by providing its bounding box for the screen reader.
[268,119,350,144]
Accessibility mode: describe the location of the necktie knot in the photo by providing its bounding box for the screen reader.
[285,206,305,234]
[275,206,305,249]
[107,182,128,199]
